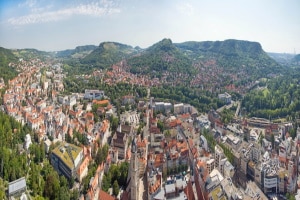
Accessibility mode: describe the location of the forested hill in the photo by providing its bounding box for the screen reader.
[176,39,264,56]
[267,52,295,65]
[293,54,300,65]
[0,47,18,83]
[55,45,97,58]
[175,39,279,70]
[62,39,280,76]
[12,48,53,61]
[127,38,194,76]
[80,42,137,69]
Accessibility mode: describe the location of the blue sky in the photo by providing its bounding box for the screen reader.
[0,0,299,53]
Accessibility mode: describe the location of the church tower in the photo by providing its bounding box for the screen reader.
[130,137,139,200]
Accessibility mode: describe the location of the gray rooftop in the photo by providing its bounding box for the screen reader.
[165,183,176,194]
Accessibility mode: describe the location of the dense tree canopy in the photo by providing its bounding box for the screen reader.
[0,47,18,83]
[0,112,70,199]
[242,69,300,120]
[102,162,129,194]
[151,85,225,113]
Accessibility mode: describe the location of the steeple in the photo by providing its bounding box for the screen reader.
[130,136,139,200]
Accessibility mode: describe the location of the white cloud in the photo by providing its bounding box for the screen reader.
[176,2,194,16]
[18,0,38,8]
[8,1,120,26]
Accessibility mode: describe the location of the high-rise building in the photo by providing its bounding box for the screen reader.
[215,145,224,169]
[51,142,83,180]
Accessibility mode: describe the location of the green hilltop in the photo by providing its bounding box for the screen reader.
[127,38,194,76]
[292,54,300,64]
[58,38,282,86]
[1,38,282,87]
[12,48,53,61]
[175,39,279,69]
[0,47,18,83]
[55,45,97,58]
[80,42,137,69]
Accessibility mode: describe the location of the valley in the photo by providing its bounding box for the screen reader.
[0,38,300,200]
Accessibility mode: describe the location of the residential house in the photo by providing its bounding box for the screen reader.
[111,125,131,159]
[77,156,90,183]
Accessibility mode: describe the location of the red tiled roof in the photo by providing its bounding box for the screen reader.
[99,190,115,200]
[93,99,110,105]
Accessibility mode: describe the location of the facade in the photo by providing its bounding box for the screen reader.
[174,103,184,114]
[77,156,90,183]
[183,104,192,114]
[263,173,278,193]
[148,170,163,200]
[152,102,172,113]
[84,89,105,100]
[218,92,232,104]
[112,131,128,159]
[122,95,135,105]
[174,103,192,114]
[8,177,27,197]
[206,159,215,174]
[215,145,224,169]
[223,160,235,178]
[200,135,208,151]
[51,142,83,180]
[153,102,165,112]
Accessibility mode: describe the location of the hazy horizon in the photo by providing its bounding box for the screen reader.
[1,0,299,53]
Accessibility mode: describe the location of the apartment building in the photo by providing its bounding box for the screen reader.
[51,142,84,180]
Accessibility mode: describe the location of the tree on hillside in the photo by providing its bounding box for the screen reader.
[44,172,60,199]
[113,180,120,196]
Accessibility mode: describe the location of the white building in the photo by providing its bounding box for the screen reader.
[154,102,165,112]
[152,102,173,113]
[164,103,172,113]
[183,104,192,114]
[206,159,215,174]
[215,145,224,169]
[24,134,32,151]
[174,103,184,114]
[58,95,77,107]
[223,160,234,178]
[68,96,76,107]
[84,89,105,100]
[44,138,52,153]
[218,92,232,104]
[200,135,208,151]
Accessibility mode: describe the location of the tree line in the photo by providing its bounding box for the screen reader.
[151,85,225,113]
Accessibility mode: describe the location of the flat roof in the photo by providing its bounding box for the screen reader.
[153,188,165,200]
[210,185,226,200]
[165,183,176,194]
[85,89,103,92]
[210,169,224,182]
[52,142,82,169]
[176,178,187,189]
